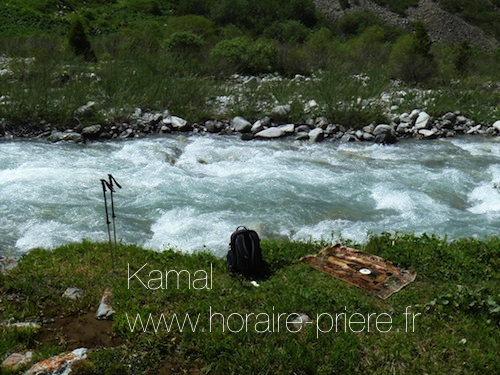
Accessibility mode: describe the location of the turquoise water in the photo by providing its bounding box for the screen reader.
[1,135,499,258]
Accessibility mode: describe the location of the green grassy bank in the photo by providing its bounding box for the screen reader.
[1,233,499,374]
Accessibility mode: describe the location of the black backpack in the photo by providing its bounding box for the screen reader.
[227,226,264,276]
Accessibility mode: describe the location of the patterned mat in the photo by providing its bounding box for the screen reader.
[300,244,416,299]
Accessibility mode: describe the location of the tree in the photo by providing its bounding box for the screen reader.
[68,18,97,62]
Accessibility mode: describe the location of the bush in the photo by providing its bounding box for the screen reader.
[210,37,277,74]
[165,15,216,40]
[264,20,309,44]
[68,18,97,62]
[166,31,204,55]
[389,33,436,83]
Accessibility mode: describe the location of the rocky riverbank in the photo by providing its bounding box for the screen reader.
[2,103,500,145]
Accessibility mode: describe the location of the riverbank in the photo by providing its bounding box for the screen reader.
[1,234,499,374]
[2,101,500,145]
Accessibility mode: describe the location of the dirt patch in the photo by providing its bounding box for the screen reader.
[37,311,123,350]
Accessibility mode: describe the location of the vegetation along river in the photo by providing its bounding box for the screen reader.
[1,135,500,258]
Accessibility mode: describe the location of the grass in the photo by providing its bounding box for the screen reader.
[1,233,499,374]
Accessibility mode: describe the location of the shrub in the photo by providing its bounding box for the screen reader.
[264,20,309,44]
[68,18,97,62]
[389,33,436,83]
[165,15,216,40]
[210,37,277,74]
[166,31,204,55]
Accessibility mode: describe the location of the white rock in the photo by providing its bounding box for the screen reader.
[363,132,375,141]
[232,116,252,133]
[373,124,392,136]
[95,288,115,319]
[418,128,437,137]
[410,109,420,120]
[170,116,188,129]
[62,287,83,300]
[279,124,295,134]
[288,313,312,331]
[251,120,263,133]
[255,128,284,139]
[492,120,500,131]
[309,128,324,143]
[362,124,375,134]
[304,99,318,113]
[415,112,431,129]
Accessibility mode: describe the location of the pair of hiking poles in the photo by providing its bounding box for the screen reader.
[101,174,121,272]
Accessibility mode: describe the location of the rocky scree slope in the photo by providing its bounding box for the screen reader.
[314,0,498,49]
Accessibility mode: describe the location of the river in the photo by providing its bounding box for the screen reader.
[1,135,499,258]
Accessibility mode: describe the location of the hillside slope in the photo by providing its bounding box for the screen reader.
[314,0,499,49]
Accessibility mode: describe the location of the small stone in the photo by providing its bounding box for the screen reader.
[74,101,96,116]
[119,128,133,138]
[170,116,191,131]
[399,113,412,123]
[362,124,375,133]
[363,132,375,141]
[62,287,83,300]
[410,109,420,120]
[418,128,437,138]
[295,132,310,141]
[96,288,115,320]
[397,122,410,133]
[296,125,311,133]
[289,313,312,331]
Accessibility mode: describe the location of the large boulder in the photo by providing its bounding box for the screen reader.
[255,128,284,139]
[373,124,392,136]
[81,124,102,140]
[492,120,500,132]
[309,128,324,143]
[415,112,431,130]
[232,116,252,133]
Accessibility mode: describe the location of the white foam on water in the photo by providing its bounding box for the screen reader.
[467,165,500,216]
[15,220,84,252]
[2,135,500,258]
[145,207,235,256]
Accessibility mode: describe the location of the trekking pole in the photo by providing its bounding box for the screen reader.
[101,179,115,272]
[108,174,122,250]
